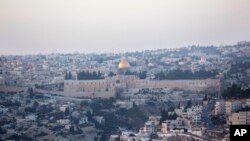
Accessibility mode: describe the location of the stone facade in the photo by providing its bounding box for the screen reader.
[215,100,242,115]
[230,111,250,125]
[64,75,220,98]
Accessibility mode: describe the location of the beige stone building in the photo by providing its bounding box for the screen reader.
[64,59,221,98]
[225,101,242,115]
[230,111,250,125]
[214,100,242,115]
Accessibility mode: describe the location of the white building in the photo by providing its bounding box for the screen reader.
[59,104,69,112]
[187,106,202,123]
[115,100,133,109]
[57,119,70,125]
[215,101,225,115]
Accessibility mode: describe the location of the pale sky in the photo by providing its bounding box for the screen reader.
[0,0,250,55]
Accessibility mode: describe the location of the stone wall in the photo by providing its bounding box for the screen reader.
[63,75,220,98]
[135,79,220,92]
[64,79,116,98]
[0,86,23,93]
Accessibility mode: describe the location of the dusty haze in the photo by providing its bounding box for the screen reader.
[0,0,250,55]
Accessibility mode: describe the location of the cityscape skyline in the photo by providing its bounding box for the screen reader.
[1,0,250,55]
[0,42,249,141]
[1,1,250,140]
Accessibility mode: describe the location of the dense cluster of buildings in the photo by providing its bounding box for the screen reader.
[0,92,97,141]
[0,41,250,141]
[0,41,249,90]
[215,99,250,125]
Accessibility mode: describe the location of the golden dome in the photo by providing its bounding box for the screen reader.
[118,59,130,69]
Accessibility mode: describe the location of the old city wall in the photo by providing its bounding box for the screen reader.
[134,79,220,92]
[64,77,221,98]
[64,79,116,98]
[63,90,116,98]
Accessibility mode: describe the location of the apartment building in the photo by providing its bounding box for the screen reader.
[215,100,241,115]
[230,111,250,125]
[215,101,225,115]
[225,101,242,115]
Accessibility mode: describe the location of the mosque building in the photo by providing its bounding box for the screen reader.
[64,59,220,98]
[117,59,131,75]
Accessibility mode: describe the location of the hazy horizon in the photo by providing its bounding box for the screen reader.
[1,0,250,55]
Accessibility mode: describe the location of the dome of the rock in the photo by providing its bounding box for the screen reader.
[118,59,130,69]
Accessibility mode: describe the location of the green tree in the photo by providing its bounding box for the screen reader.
[108,72,115,77]
[186,100,192,109]
[65,72,68,80]
[222,84,250,99]
[28,88,34,99]
[77,71,104,80]
[94,136,98,141]
[64,107,70,116]
[68,72,72,79]
[80,100,89,107]
[138,71,147,79]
